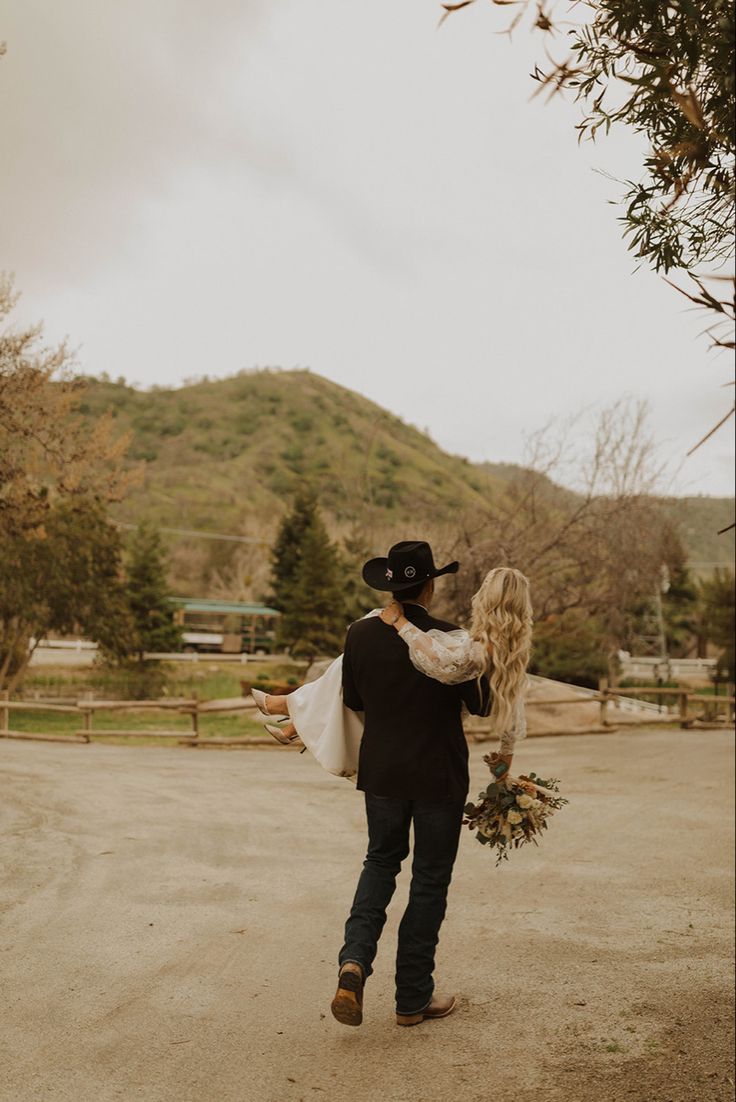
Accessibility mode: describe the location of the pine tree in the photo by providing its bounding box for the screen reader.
[269,490,319,612]
[341,533,379,622]
[661,562,699,656]
[271,495,348,659]
[698,569,735,683]
[125,522,182,663]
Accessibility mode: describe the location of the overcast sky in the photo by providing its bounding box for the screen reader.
[2,0,733,496]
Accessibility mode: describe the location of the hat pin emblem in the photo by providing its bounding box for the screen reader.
[404,566,416,579]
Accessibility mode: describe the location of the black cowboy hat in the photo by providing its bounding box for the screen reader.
[362,540,459,594]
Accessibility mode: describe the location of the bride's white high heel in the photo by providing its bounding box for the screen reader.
[265,723,302,746]
[251,687,288,722]
[252,711,290,728]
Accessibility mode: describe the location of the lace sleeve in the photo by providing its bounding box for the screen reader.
[498,691,527,755]
[398,623,487,685]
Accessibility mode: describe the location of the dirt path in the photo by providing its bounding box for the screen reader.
[1,729,733,1102]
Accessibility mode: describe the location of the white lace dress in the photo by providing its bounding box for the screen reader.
[395,622,527,756]
[286,612,526,781]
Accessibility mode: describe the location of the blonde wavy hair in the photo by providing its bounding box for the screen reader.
[470,567,533,736]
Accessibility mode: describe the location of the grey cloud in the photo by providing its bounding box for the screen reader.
[0,0,270,282]
[1,0,425,287]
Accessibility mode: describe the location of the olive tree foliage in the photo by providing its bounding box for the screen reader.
[442,1,734,273]
[567,2,733,274]
[441,1,735,450]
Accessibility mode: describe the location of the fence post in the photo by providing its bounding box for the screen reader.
[0,690,8,735]
[76,692,94,741]
[190,693,200,742]
[679,692,689,729]
[599,677,610,727]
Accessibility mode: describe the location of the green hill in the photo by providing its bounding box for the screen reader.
[78,369,734,592]
[80,368,499,530]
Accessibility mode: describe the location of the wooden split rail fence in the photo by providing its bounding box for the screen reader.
[0,691,271,747]
[468,685,735,739]
[0,686,733,748]
[601,685,735,729]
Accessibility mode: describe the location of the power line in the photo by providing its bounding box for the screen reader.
[685,561,734,567]
[111,524,732,562]
[113,522,268,545]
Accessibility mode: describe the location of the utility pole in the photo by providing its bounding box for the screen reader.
[654,563,670,683]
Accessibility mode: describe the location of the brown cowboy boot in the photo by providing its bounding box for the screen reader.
[331,963,365,1027]
[396,992,457,1027]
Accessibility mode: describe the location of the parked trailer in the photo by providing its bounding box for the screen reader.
[171,598,281,655]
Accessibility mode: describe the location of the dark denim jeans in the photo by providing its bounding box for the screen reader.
[338,792,465,1015]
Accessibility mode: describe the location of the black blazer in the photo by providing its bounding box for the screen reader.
[342,603,491,802]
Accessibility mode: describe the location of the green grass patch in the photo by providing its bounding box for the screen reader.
[14,659,310,746]
[22,660,306,704]
[8,704,273,746]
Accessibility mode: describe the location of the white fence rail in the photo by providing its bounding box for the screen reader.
[619,655,717,681]
[30,641,293,665]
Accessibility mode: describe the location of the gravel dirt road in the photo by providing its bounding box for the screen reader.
[1,729,733,1102]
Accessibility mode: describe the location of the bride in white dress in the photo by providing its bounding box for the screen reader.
[251,566,533,782]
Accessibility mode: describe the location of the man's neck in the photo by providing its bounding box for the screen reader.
[403,600,430,612]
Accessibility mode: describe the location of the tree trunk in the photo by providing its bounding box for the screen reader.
[6,652,34,696]
[0,617,37,693]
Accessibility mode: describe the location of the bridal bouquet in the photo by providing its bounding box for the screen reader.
[464,753,568,865]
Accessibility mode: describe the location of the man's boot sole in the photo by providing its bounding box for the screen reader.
[331,988,363,1026]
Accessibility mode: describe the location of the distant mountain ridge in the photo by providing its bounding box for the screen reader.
[79,369,734,582]
[480,461,734,569]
